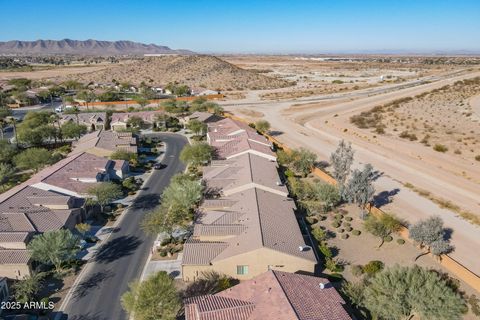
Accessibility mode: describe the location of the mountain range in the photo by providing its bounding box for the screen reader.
[0,39,194,55]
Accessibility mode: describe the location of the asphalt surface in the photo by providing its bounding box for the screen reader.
[61,133,187,320]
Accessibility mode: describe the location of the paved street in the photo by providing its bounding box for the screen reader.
[60,133,187,320]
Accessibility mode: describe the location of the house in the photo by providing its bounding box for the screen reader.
[110,111,165,131]
[181,111,222,126]
[207,118,275,161]
[0,185,84,279]
[184,270,352,320]
[203,153,288,197]
[71,130,138,157]
[182,188,316,281]
[30,152,128,198]
[60,112,106,131]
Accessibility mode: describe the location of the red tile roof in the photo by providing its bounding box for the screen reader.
[185,271,352,320]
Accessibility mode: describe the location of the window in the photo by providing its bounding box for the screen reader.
[236,265,248,275]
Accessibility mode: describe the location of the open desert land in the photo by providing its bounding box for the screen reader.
[222,55,465,100]
[0,63,121,81]
[220,63,480,275]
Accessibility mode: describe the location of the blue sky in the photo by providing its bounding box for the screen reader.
[1,0,479,53]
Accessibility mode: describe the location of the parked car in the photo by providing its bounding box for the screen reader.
[153,163,165,170]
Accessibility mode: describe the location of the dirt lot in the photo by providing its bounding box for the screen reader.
[0,64,113,81]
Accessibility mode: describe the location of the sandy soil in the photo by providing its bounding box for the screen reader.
[222,67,480,276]
[470,94,480,119]
[0,64,111,80]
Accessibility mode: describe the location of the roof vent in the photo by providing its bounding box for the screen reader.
[276,181,284,186]
[298,245,311,252]
[319,283,325,289]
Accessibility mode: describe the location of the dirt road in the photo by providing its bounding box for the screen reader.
[222,69,480,275]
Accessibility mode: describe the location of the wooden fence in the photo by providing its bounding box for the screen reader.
[223,112,480,293]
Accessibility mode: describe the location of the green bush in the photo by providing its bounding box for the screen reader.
[332,222,341,228]
[352,230,361,236]
[343,222,351,227]
[341,234,349,239]
[285,169,295,178]
[345,216,353,221]
[363,260,384,276]
[311,228,327,242]
[345,227,353,232]
[384,235,393,242]
[338,228,345,233]
[319,243,332,258]
[335,214,343,220]
[351,264,364,277]
[397,238,405,245]
[433,144,448,152]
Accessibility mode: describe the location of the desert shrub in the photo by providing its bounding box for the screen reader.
[319,215,327,221]
[335,214,343,220]
[332,222,341,228]
[351,265,364,277]
[397,238,405,245]
[384,235,393,242]
[306,216,318,224]
[363,260,384,276]
[285,169,295,178]
[338,229,345,233]
[352,230,361,236]
[311,228,327,242]
[342,234,349,239]
[343,222,351,227]
[319,243,332,258]
[433,144,448,152]
[345,216,353,221]
[345,227,353,232]
[475,155,480,162]
[399,131,418,141]
[468,295,480,316]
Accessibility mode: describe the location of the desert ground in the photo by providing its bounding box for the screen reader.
[219,61,480,276]
[0,63,115,80]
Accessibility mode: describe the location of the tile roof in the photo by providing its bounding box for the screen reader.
[185,270,351,320]
[203,153,287,196]
[211,137,275,160]
[0,186,80,233]
[182,240,229,266]
[111,111,164,124]
[183,188,315,266]
[71,130,138,154]
[37,152,117,195]
[0,232,30,244]
[0,250,31,264]
[185,295,255,320]
[60,112,106,126]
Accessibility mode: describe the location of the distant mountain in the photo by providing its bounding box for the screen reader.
[0,39,194,56]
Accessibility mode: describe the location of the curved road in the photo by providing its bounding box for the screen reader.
[60,133,187,320]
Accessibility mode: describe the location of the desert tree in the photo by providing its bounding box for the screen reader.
[13,148,53,173]
[126,115,145,129]
[409,216,454,261]
[87,182,123,213]
[142,173,203,234]
[364,265,467,320]
[344,164,375,209]
[330,139,354,193]
[186,119,207,136]
[281,148,317,177]
[61,121,87,140]
[254,120,271,133]
[312,182,341,213]
[180,142,214,167]
[121,271,181,320]
[364,213,403,247]
[28,229,80,272]
[0,162,14,191]
[12,272,47,304]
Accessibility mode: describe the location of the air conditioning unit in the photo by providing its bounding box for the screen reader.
[298,245,311,252]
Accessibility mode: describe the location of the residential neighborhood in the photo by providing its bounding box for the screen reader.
[0,2,479,319]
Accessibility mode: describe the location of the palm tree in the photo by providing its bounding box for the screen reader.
[6,116,18,146]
